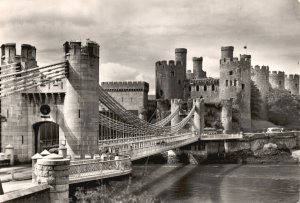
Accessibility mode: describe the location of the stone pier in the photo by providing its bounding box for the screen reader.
[193,98,205,135]
[35,154,70,203]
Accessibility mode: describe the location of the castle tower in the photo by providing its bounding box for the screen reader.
[219,46,251,131]
[269,71,285,90]
[193,57,206,79]
[175,48,187,73]
[63,41,99,158]
[251,65,270,119]
[221,46,234,59]
[1,43,38,161]
[155,59,185,100]
[285,74,299,95]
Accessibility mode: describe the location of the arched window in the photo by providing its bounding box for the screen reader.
[189,86,191,92]
[226,80,228,87]
[171,71,175,77]
[178,80,181,84]
[212,84,215,91]
[234,80,237,86]
[196,85,199,91]
[204,85,207,91]
[230,80,232,86]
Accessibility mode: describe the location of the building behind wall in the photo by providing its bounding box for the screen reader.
[101,81,149,120]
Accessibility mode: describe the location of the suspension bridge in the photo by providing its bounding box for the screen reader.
[0,41,240,184]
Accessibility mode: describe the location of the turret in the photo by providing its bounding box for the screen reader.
[175,48,187,71]
[221,46,234,59]
[63,40,100,158]
[21,44,36,60]
[1,43,16,63]
[193,57,206,79]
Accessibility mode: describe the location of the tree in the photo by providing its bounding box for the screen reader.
[267,88,300,126]
[250,81,262,119]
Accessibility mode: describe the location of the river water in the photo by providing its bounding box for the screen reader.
[131,164,300,203]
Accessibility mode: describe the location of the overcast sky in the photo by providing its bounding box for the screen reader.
[0,0,299,94]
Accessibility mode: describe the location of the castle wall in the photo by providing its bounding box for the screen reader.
[269,71,285,90]
[251,65,270,119]
[285,74,299,95]
[219,47,251,131]
[101,81,149,119]
[190,78,219,103]
[156,59,185,100]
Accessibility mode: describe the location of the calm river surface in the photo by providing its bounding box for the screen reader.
[132,164,300,203]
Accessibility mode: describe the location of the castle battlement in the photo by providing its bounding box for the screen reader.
[269,71,285,77]
[101,81,149,92]
[64,40,99,58]
[156,60,182,67]
[1,43,37,61]
[252,65,269,72]
[285,74,299,80]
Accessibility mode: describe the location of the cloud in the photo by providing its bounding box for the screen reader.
[0,0,299,93]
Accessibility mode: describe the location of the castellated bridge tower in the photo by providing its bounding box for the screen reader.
[269,71,285,90]
[285,74,299,95]
[1,43,37,161]
[156,49,186,100]
[63,41,99,158]
[219,46,251,131]
[251,65,270,119]
[193,57,206,79]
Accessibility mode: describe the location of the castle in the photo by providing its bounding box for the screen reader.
[155,46,299,132]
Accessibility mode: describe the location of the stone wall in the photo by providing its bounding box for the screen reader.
[0,185,50,203]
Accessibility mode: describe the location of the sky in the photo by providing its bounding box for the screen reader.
[0,0,299,94]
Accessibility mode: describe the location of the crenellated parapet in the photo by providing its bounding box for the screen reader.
[101,81,149,92]
[1,43,37,68]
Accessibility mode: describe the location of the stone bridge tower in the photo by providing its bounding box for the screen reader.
[63,41,100,158]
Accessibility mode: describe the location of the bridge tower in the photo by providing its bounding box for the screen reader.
[1,43,37,161]
[221,99,233,133]
[193,98,204,135]
[171,99,181,127]
[63,41,99,158]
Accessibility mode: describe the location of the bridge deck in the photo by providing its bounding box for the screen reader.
[69,169,132,184]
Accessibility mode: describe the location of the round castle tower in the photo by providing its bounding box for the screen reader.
[269,71,285,90]
[285,74,299,95]
[219,46,251,131]
[63,41,99,158]
[192,57,206,79]
[251,65,269,119]
[155,49,186,100]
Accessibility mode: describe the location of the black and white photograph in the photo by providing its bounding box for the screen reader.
[0,0,300,202]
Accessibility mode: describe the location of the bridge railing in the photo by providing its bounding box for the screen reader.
[128,133,200,160]
[200,133,243,140]
[69,155,131,179]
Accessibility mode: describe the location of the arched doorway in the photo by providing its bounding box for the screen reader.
[33,121,59,153]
